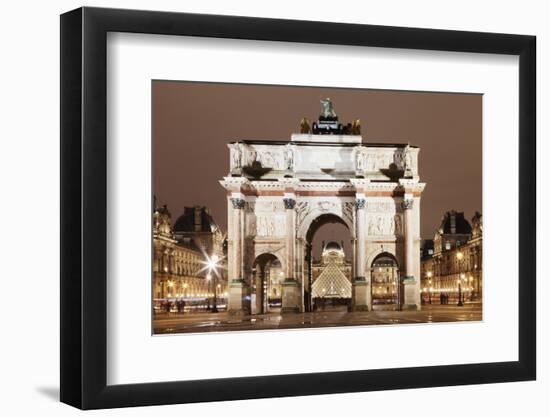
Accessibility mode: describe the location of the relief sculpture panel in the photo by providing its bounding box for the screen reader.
[253,200,285,213]
[367,213,403,236]
[254,149,285,170]
[255,214,286,237]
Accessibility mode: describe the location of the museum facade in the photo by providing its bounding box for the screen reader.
[152,203,227,311]
[421,210,483,304]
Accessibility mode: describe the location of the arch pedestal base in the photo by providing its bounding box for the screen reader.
[402,276,420,311]
[350,277,370,312]
[228,279,250,316]
[281,278,302,313]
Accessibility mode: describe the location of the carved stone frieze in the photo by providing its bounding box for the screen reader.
[251,200,284,212]
[318,201,338,212]
[343,201,355,224]
[295,201,309,225]
[367,213,402,236]
[365,201,396,213]
[255,214,286,237]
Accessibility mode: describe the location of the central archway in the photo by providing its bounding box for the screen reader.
[304,213,353,312]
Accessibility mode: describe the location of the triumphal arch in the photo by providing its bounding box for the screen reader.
[220,100,426,315]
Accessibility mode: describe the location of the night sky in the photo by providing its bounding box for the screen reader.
[153,81,482,259]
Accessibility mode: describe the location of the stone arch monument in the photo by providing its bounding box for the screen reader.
[220,105,425,315]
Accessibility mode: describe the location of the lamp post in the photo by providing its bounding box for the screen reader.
[456,252,464,306]
[204,254,220,313]
[462,275,467,303]
[427,271,433,304]
[216,283,221,312]
[206,273,212,311]
[211,279,218,313]
[211,255,219,313]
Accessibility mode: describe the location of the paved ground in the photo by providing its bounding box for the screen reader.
[153,303,482,334]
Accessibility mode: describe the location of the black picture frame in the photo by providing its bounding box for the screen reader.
[60,6,536,410]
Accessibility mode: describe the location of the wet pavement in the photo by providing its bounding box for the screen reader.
[153,303,482,334]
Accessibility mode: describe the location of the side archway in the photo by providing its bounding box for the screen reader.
[251,253,283,314]
[370,252,400,310]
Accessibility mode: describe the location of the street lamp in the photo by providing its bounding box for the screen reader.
[206,273,212,311]
[210,255,220,313]
[426,271,433,304]
[202,254,221,313]
[456,252,464,306]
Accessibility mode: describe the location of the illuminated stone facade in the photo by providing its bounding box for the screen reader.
[421,211,482,304]
[219,105,426,315]
[152,204,227,308]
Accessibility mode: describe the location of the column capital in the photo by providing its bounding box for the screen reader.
[283,198,296,210]
[230,197,245,209]
[355,198,366,210]
[401,198,414,210]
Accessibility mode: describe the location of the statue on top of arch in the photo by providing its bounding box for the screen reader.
[320,98,337,119]
[309,98,363,136]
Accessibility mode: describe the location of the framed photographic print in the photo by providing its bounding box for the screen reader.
[60,6,536,410]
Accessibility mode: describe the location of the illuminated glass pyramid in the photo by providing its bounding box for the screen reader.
[312,259,352,298]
